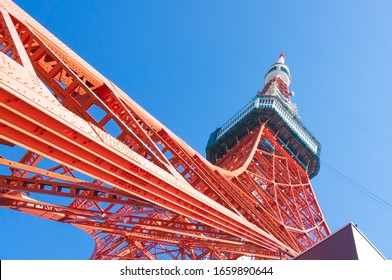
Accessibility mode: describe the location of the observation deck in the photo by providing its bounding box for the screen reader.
[206,89,321,178]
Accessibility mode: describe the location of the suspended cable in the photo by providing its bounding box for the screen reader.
[293,77,392,215]
[296,77,392,150]
[321,160,392,216]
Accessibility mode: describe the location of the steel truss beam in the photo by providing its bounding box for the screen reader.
[0,0,329,260]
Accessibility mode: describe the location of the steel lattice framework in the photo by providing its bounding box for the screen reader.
[0,0,330,260]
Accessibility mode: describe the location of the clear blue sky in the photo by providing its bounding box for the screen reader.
[1,0,391,259]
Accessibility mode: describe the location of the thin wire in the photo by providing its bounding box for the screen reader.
[296,77,392,150]
[321,160,392,216]
[294,77,392,215]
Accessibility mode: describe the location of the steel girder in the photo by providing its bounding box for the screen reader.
[0,0,329,260]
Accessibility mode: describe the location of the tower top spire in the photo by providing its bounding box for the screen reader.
[264,52,292,87]
[278,52,285,63]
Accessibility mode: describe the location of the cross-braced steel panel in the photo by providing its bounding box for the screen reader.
[0,0,329,260]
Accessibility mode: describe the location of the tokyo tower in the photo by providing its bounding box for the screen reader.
[0,0,329,259]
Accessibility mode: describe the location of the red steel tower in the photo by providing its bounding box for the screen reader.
[0,0,329,259]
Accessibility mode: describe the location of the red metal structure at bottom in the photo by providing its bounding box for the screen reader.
[0,0,329,259]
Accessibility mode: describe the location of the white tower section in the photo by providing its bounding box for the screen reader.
[261,53,297,115]
[264,53,292,87]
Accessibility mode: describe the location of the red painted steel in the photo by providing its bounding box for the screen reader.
[0,0,329,259]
